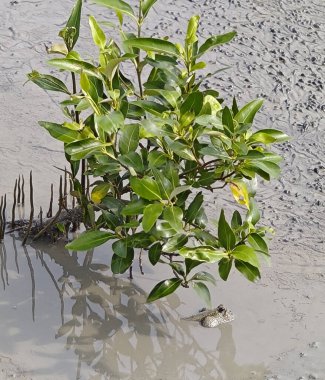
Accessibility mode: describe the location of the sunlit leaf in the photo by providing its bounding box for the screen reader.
[147,278,182,302]
[66,230,114,251]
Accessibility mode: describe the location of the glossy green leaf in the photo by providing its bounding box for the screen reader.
[179,246,227,263]
[234,99,263,124]
[121,199,147,216]
[152,169,173,200]
[222,106,234,133]
[231,210,242,229]
[39,121,80,143]
[148,151,167,168]
[144,88,180,108]
[185,258,202,275]
[112,239,131,258]
[48,58,101,79]
[218,257,233,281]
[252,161,280,179]
[95,111,124,134]
[185,192,203,223]
[165,137,196,161]
[249,129,289,144]
[197,31,236,58]
[235,260,261,282]
[130,176,162,200]
[190,271,216,286]
[149,243,162,265]
[163,206,183,232]
[92,0,136,20]
[147,278,182,302]
[66,230,114,251]
[119,152,144,173]
[111,251,134,274]
[65,138,105,160]
[141,0,158,18]
[248,233,269,255]
[119,124,139,154]
[65,0,82,50]
[218,210,236,251]
[124,38,180,57]
[162,234,188,253]
[27,72,70,94]
[142,203,164,232]
[231,245,259,268]
[192,281,211,307]
[246,198,260,225]
[89,15,106,49]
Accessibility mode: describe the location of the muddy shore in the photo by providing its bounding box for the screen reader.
[0,0,324,379]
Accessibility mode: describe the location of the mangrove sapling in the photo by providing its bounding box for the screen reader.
[27,0,289,305]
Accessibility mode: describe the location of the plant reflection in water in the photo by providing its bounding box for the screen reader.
[0,235,268,380]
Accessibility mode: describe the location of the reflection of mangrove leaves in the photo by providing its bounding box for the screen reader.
[56,319,80,339]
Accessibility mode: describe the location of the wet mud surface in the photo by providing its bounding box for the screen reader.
[0,0,325,379]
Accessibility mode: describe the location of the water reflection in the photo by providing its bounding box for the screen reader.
[0,235,269,379]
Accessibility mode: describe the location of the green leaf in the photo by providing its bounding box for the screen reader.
[235,260,261,282]
[124,38,180,57]
[112,239,131,258]
[89,15,106,49]
[119,152,144,174]
[152,169,173,200]
[119,124,139,154]
[218,209,236,251]
[251,161,280,179]
[192,281,211,307]
[66,0,82,50]
[165,137,196,161]
[180,91,203,116]
[186,15,200,45]
[179,246,227,263]
[163,206,183,232]
[39,121,80,143]
[190,271,216,286]
[65,138,105,160]
[185,192,203,223]
[231,210,242,229]
[142,203,164,232]
[222,106,234,133]
[141,0,158,18]
[248,233,269,255]
[130,176,162,200]
[149,243,162,265]
[234,99,263,124]
[185,258,202,275]
[249,129,289,144]
[156,222,176,238]
[197,31,236,58]
[148,151,167,168]
[246,198,260,225]
[27,72,70,94]
[66,230,114,251]
[144,88,180,108]
[111,251,134,274]
[95,111,124,135]
[162,234,188,253]
[121,199,147,216]
[48,58,101,79]
[147,278,182,302]
[131,100,168,116]
[231,245,259,268]
[92,0,136,20]
[218,257,233,281]
[170,185,191,200]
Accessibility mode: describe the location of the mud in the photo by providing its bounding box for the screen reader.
[0,0,324,379]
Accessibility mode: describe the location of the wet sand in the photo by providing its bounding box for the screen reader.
[0,0,325,379]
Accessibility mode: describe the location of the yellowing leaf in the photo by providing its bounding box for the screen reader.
[91,183,110,204]
[229,179,249,208]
